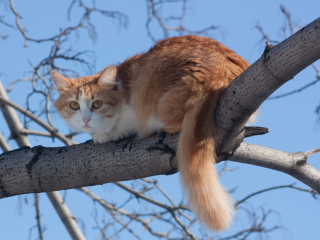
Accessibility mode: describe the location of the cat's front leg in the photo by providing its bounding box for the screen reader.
[91,132,112,144]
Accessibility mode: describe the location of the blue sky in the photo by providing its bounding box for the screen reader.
[0,0,320,239]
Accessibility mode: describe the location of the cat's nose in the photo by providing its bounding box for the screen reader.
[82,118,90,125]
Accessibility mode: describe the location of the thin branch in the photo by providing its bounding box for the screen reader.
[280,5,300,35]
[0,94,74,145]
[0,18,18,30]
[20,128,78,143]
[78,187,166,239]
[114,182,189,212]
[94,220,115,240]
[311,63,320,78]
[114,182,197,240]
[0,132,11,152]
[305,148,320,157]
[255,21,280,44]
[108,218,134,240]
[146,0,219,42]
[236,184,319,206]
[6,78,33,93]
[35,193,44,240]
[46,191,86,240]
[267,78,320,100]
[140,178,193,222]
[9,0,57,46]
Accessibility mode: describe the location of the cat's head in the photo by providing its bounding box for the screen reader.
[51,65,122,134]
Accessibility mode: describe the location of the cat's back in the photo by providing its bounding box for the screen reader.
[144,35,245,67]
[121,35,249,133]
[127,35,249,95]
[135,35,249,84]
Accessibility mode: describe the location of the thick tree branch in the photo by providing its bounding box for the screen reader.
[214,17,320,160]
[230,143,320,192]
[0,133,178,198]
[0,134,319,198]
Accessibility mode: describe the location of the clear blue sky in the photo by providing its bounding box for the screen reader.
[0,0,319,239]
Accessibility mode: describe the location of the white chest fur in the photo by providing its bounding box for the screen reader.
[91,102,139,143]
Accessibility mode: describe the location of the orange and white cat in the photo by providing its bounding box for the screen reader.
[52,35,251,231]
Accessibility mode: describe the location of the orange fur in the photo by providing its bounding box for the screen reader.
[52,35,251,231]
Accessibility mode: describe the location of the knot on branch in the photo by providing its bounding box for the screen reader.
[146,132,178,174]
[292,151,307,166]
[245,127,269,138]
[26,145,44,175]
[263,40,274,60]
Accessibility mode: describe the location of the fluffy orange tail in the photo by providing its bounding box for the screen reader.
[178,90,234,231]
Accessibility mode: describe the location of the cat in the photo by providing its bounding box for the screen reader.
[52,35,252,231]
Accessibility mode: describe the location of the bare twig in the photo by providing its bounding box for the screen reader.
[20,128,78,143]
[0,132,11,152]
[146,0,219,42]
[217,209,279,240]
[35,193,44,240]
[108,218,134,240]
[140,178,193,221]
[305,148,320,157]
[94,220,115,240]
[280,5,300,35]
[9,0,57,46]
[114,182,189,211]
[267,78,320,100]
[0,94,74,145]
[114,182,197,240]
[78,187,167,239]
[47,191,86,240]
[6,78,33,93]
[236,184,319,206]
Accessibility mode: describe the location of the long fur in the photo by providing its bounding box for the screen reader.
[52,35,251,231]
[178,90,234,231]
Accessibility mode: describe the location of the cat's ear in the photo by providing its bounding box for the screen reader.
[98,65,117,85]
[51,71,71,93]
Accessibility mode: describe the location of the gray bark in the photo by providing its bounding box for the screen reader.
[214,17,320,160]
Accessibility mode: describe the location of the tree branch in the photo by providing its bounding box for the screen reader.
[1,133,319,198]
[236,184,319,206]
[214,17,320,160]
[0,86,74,146]
[46,191,86,240]
[230,143,320,193]
[0,132,11,152]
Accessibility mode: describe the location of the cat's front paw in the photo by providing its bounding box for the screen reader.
[91,133,110,144]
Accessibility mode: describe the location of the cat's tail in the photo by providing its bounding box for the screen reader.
[178,90,234,231]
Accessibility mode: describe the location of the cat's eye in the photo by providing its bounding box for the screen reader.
[70,101,80,110]
[92,100,102,109]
